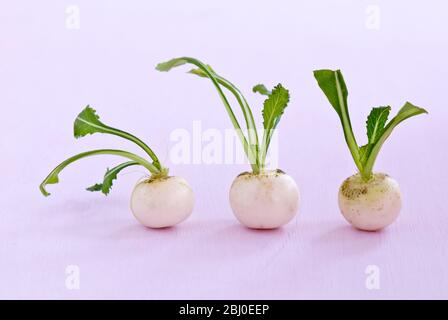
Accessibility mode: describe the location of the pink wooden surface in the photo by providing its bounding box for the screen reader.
[1,1,447,299]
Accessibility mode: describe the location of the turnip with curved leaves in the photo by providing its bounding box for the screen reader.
[157,57,299,229]
[39,106,194,228]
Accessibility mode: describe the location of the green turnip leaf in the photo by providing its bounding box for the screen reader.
[252,84,271,96]
[74,106,161,169]
[366,106,391,144]
[262,84,289,132]
[87,161,140,195]
[362,102,428,175]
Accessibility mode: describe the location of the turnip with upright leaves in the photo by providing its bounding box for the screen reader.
[157,57,299,229]
[40,106,194,228]
[314,69,427,231]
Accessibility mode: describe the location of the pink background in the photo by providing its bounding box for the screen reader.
[1,0,447,299]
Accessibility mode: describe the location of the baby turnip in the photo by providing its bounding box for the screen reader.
[314,69,427,231]
[40,106,194,228]
[230,170,299,229]
[131,176,194,228]
[157,57,299,229]
[339,173,401,231]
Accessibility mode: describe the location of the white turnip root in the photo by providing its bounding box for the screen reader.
[131,176,195,228]
[339,173,401,231]
[229,170,299,229]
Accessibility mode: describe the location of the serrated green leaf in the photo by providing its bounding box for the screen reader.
[258,84,290,166]
[262,84,289,131]
[87,161,139,195]
[73,106,162,170]
[86,184,102,192]
[362,102,428,175]
[366,106,391,144]
[74,106,108,138]
[252,84,271,96]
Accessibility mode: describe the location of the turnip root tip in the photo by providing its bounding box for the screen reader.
[338,173,401,231]
[131,176,194,228]
[229,170,299,229]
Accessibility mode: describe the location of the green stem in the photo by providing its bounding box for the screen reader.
[260,130,269,170]
[334,72,363,175]
[214,75,260,171]
[76,116,162,170]
[179,57,259,173]
[39,149,161,196]
[106,127,163,170]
